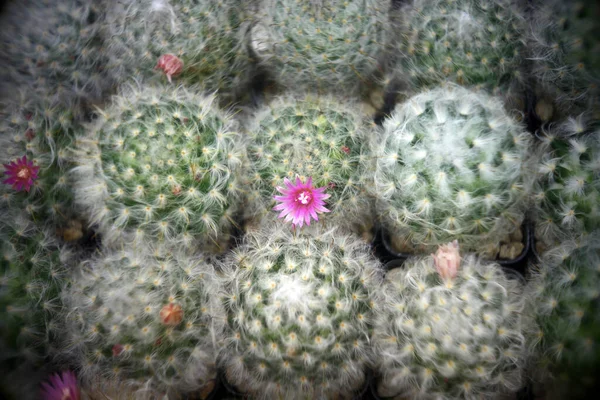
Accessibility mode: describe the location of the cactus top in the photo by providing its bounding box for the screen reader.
[71,85,244,249]
[219,221,382,399]
[374,85,532,251]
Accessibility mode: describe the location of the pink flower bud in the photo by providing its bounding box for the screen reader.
[341,145,350,154]
[160,303,183,326]
[432,240,460,280]
[112,344,124,357]
[156,54,183,83]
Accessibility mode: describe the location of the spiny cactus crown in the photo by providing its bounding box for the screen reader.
[529,0,600,116]
[392,0,525,95]
[533,115,600,247]
[0,212,70,366]
[62,244,223,397]
[251,0,388,96]
[71,85,244,249]
[374,254,527,399]
[105,0,253,98]
[219,221,382,399]
[527,244,600,399]
[245,96,373,229]
[0,98,78,227]
[374,85,532,253]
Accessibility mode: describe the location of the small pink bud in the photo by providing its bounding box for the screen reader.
[160,303,183,326]
[112,344,124,357]
[341,145,350,154]
[156,54,183,83]
[432,240,460,280]
[327,181,336,189]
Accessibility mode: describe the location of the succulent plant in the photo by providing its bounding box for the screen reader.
[250,0,389,97]
[60,243,223,398]
[526,243,600,400]
[373,253,528,399]
[390,0,526,103]
[70,84,244,250]
[104,0,255,103]
[533,114,600,253]
[528,0,600,119]
[218,220,382,399]
[373,85,533,256]
[0,0,111,116]
[244,95,374,235]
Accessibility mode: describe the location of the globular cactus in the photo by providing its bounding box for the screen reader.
[251,0,389,97]
[373,252,528,399]
[528,0,600,120]
[244,95,374,236]
[0,0,111,115]
[0,96,81,236]
[104,0,255,103]
[391,0,526,103]
[532,115,600,254]
[526,243,600,400]
[373,85,533,256]
[218,220,382,399]
[70,85,245,250]
[60,243,224,399]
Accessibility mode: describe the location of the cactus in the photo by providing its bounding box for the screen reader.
[532,114,600,253]
[0,0,111,115]
[70,84,244,250]
[104,0,254,103]
[60,243,223,398]
[0,96,80,235]
[251,0,389,97]
[244,95,374,234]
[526,243,600,400]
[390,0,526,102]
[373,253,527,399]
[218,220,382,399]
[528,0,600,119]
[373,85,533,256]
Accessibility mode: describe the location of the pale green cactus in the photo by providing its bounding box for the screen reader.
[218,220,382,399]
[373,253,528,399]
[373,85,533,256]
[70,84,245,250]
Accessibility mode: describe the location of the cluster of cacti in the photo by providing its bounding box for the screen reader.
[390,0,526,100]
[70,84,244,249]
[526,243,600,400]
[532,115,600,253]
[60,243,223,398]
[373,85,532,256]
[373,253,528,399]
[104,0,255,102]
[528,0,600,120]
[244,95,374,234]
[0,0,110,114]
[250,0,389,97]
[218,221,382,399]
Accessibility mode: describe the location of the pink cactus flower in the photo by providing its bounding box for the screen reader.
[156,54,183,83]
[273,176,330,228]
[2,155,40,192]
[160,303,183,326]
[40,371,80,400]
[433,240,461,280]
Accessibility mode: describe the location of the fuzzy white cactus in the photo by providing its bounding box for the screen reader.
[218,220,382,399]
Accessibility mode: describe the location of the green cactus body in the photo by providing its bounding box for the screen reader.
[374,85,532,255]
[71,85,244,250]
[245,96,374,233]
[374,255,527,399]
[219,221,382,399]
[533,115,600,252]
[105,0,254,102]
[529,0,600,118]
[0,99,79,231]
[527,244,600,400]
[251,0,389,97]
[391,0,525,99]
[61,243,223,398]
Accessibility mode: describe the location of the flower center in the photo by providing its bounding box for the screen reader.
[61,388,73,400]
[17,166,31,179]
[296,190,311,205]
